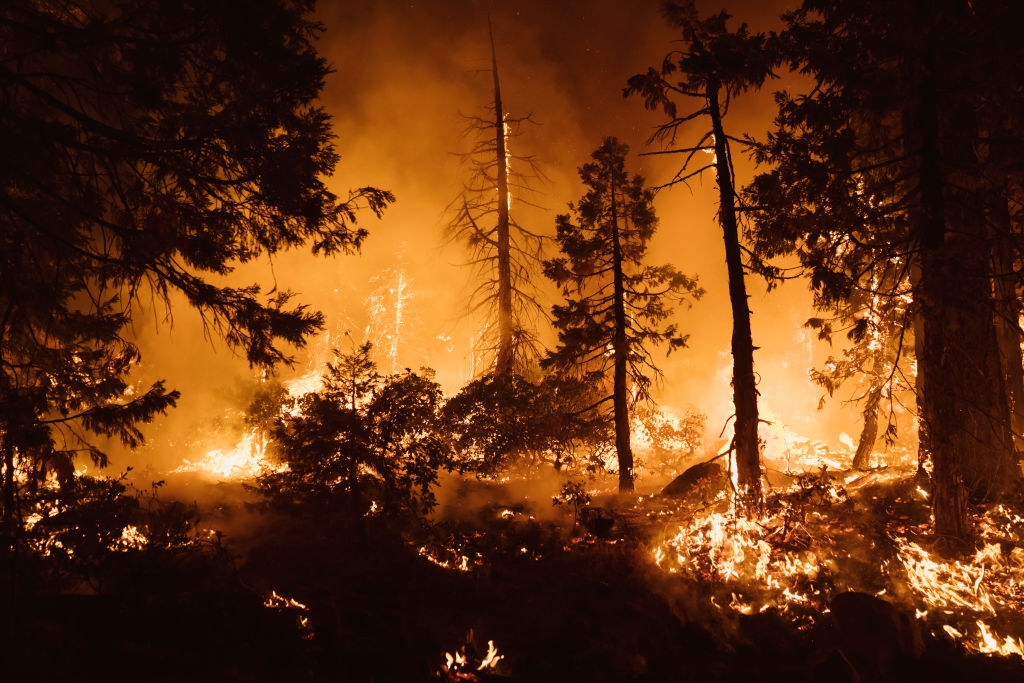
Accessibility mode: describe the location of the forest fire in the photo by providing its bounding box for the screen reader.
[5,0,1024,681]
[646,482,1024,659]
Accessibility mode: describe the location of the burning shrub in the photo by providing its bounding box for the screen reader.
[255,342,454,526]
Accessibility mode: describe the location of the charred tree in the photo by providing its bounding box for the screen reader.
[491,24,515,376]
[626,1,773,511]
[543,138,702,492]
[450,20,545,377]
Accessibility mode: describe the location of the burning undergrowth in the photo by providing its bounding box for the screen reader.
[646,467,1024,663]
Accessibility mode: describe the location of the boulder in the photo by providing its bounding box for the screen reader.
[661,460,726,497]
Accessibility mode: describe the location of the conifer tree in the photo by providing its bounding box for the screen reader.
[0,0,392,559]
[626,0,774,510]
[543,138,702,492]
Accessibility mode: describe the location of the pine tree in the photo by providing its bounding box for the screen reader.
[626,0,774,511]
[543,138,702,492]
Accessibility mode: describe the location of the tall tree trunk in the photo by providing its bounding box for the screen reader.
[708,79,761,510]
[610,179,634,492]
[911,14,1016,541]
[489,20,514,377]
[913,21,970,541]
[988,182,1024,449]
[910,298,931,479]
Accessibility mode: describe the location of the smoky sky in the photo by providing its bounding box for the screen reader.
[117,0,900,477]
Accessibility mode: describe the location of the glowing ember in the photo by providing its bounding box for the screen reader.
[653,509,826,616]
[418,545,475,572]
[112,525,148,551]
[264,589,309,611]
[264,590,313,639]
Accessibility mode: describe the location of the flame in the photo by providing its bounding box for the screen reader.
[112,525,148,551]
[652,498,1024,657]
[896,539,997,615]
[977,620,1024,657]
[477,640,504,670]
[172,428,287,480]
[441,638,504,677]
[264,589,309,611]
[418,545,475,572]
[653,508,824,613]
[263,589,313,639]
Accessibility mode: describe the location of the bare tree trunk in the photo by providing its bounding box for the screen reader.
[852,373,884,470]
[610,179,634,492]
[910,295,931,479]
[489,21,514,377]
[708,79,760,511]
[989,182,1024,449]
[911,17,1016,541]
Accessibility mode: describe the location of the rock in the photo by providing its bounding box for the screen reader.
[661,460,726,497]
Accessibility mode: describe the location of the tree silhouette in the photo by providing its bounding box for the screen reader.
[746,0,1024,540]
[449,19,545,377]
[257,343,451,526]
[543,138,702,492]
[626,0,775,511]
[0,0,391,563]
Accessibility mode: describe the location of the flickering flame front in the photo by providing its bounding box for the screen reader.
[112,525,148,551]
[654,509,824,615]
[264,589,314,639]
[172,429,286,480]
[652,496,1024,658]
[441,638,504,677]
[418,545,474,572]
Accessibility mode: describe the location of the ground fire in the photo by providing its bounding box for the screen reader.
[3,0,1024,681]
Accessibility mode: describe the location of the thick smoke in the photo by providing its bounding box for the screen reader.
[109,0,902,486]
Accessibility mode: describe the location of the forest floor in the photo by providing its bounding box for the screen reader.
[9,465,1024,682]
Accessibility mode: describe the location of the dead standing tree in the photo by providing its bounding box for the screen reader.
[449,20,546,377]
